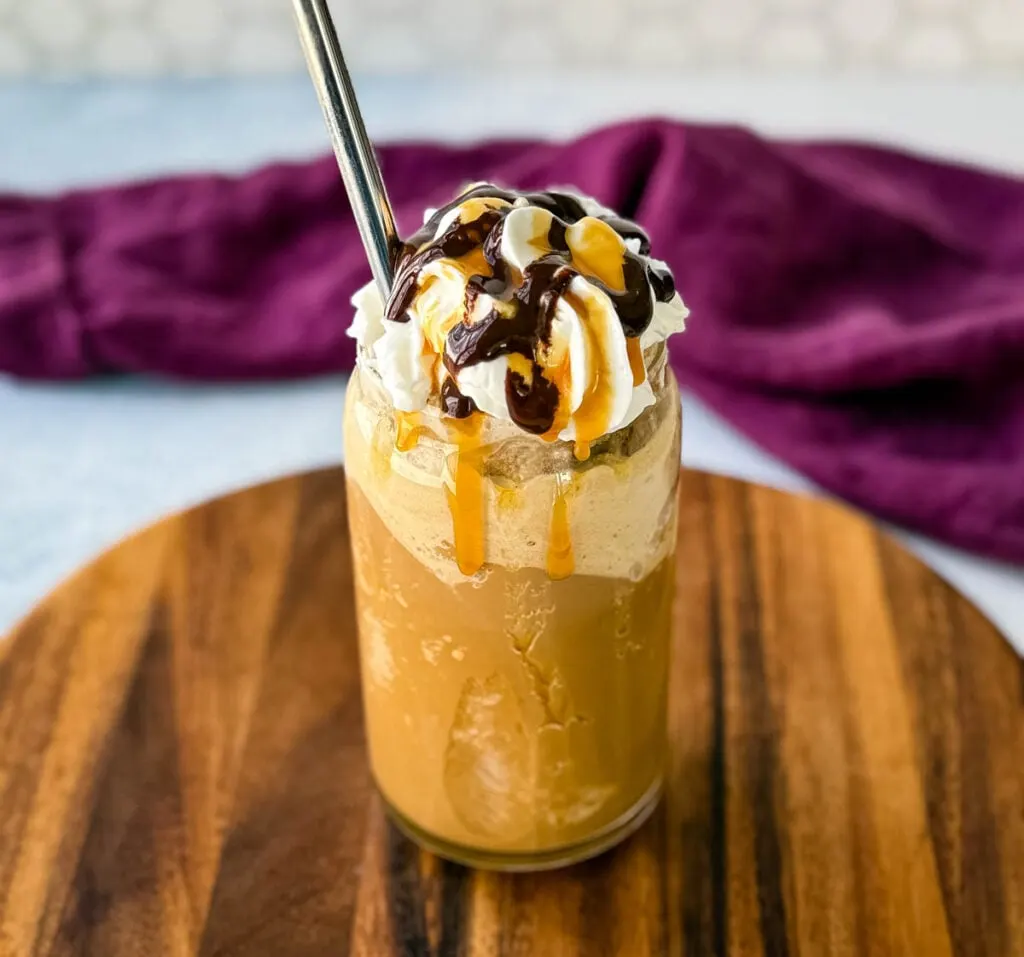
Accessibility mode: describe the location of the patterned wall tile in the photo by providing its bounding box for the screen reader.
[693,0,765,53]
[0,0,1021,77]
[758,20,834,67]
[975,0,1024,64]
[899,19,974,69]
[830,0,901,58]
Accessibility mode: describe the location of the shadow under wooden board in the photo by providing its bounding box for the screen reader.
[0,468,1022,957]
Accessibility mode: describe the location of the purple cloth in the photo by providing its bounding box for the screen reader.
[2,120,1023,563]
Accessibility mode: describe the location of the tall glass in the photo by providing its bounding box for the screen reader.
[343,344,681,870]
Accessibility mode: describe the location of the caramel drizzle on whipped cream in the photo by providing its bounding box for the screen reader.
[383,184,676,579]
[385,184,676,439]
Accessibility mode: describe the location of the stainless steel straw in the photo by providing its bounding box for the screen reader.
[291,0,401,298]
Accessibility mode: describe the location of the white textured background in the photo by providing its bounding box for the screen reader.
[0,0,1022,77]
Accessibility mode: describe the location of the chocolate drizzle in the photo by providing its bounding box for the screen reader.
[449,261,574,367]
[386,208,505,324]
[505,364,561,434]
[440,377,478,418]
[648,262,676,303]
[386,183,678,432]
[547,217,569,253]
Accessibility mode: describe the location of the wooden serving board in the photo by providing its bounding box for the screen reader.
[0,468,1021,957]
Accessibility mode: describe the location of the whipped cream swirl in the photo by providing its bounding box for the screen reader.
[349,184,688,443]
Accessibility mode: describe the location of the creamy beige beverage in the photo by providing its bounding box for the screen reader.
[344,184,688,868]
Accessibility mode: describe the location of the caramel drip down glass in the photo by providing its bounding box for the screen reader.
[343,346,681,870]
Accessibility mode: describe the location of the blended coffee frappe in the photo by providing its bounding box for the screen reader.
[344,184,688,869]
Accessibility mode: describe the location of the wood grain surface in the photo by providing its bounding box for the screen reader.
[0,468,1021,957]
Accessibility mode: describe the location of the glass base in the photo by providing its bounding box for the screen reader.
[382,776,663,872]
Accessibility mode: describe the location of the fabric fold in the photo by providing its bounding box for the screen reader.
[0,195,87,377]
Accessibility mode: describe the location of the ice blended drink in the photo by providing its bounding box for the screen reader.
[344,184,689,869]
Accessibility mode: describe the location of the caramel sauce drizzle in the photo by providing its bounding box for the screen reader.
[445,414,486,577]
[394,411,428,453]
[393,408,486,578]
[547,473,575,580]
[626,337,646,388]
[541,357,572,443]
[565,217,627,291]
[451,195,511,229]
[563,288,616,462]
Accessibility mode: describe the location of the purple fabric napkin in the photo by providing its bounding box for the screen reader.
[2,120,1023,563]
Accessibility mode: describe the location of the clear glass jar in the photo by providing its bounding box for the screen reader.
[343,346,681,870]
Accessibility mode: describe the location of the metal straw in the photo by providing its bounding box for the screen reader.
[292,0,400,298]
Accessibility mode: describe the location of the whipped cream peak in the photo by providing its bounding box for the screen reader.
[349,183,688,442]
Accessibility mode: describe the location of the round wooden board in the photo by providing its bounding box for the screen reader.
[1,468,1022,957]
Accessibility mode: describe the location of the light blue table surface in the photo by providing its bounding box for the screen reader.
[1,75,1022,651]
